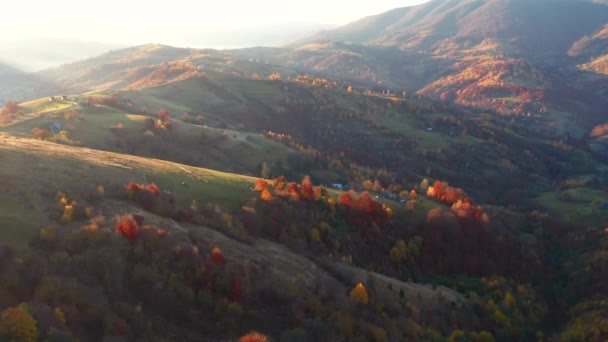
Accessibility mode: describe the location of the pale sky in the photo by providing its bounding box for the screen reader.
[0,0,431,46]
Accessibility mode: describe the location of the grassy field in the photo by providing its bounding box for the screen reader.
[19,96,75,114]
[0,197,49,248]
[536,187,608,224]
[0,133,440,247]
[0,135,261,247]
[1,98,307,178]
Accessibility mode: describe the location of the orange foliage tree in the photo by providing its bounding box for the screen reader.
[239,331,270,342]
[349,283,369,305]
[254,179,268,192]
[426,180,485,221]
[260,189,273,201]
[590,123,608,137]
[115,215,141,246]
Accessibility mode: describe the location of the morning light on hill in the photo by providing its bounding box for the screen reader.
[0,0,608,340]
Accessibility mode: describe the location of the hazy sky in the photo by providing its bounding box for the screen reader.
[0,0,430,46]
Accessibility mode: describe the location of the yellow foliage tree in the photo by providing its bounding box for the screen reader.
[0,304,39,342]
[268,72,282,81]
[62,204,74,223]
[349,283,369,305]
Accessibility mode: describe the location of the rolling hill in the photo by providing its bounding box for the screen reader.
[0,134,480,340]
[1,2,608,339]
[233,0,608,138]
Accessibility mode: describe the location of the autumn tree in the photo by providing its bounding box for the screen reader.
[115,215,141,246]
[254,179,268,192]
[158,110,169,119]
[349,283,369,305]
[339,191,356,207]
[260,189,273,201]
[372,180,383,192]
[211,247,225,265]
[0,304,39,342]
[287,182,301,201]
[268,72,282,81]
[3,100,18,114]
[356,191,377,213]
[301,175,314,201]
[30,128,49,140]
[239,331,270,342]
[363,180,373,191]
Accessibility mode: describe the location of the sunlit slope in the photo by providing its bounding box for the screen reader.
[0,135,257,247]
[0,97,311,178]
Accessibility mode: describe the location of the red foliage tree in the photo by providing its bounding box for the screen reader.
[157,110,170,119]
[287,182,300,201]
[145,183,160,196]
[125,182,160,196]
[428,181,465,205]
[356,191,376,213]
[239,331,270,342]
[115,215,140,246]
[300,176,314,200]
[126,182,143,191]
[211,247,225,265]
[287,182,299,194]
[339,191,356,207]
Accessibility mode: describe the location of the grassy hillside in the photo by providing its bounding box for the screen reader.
[0,94,322,180]
[0,135,258,246]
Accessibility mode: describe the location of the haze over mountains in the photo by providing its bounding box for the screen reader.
[0,22,336,72]
[0,37,126,71]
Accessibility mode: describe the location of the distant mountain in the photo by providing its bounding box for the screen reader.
[300,0,608,57]
[4,0,608,137]
[233,0,608,137]
[0,63,60,104]
[0,37,125,71]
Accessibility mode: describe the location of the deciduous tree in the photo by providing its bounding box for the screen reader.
[349,283,369,305]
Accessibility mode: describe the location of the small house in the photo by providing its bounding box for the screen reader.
[49,122,63,134]
[331,183,344,190]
